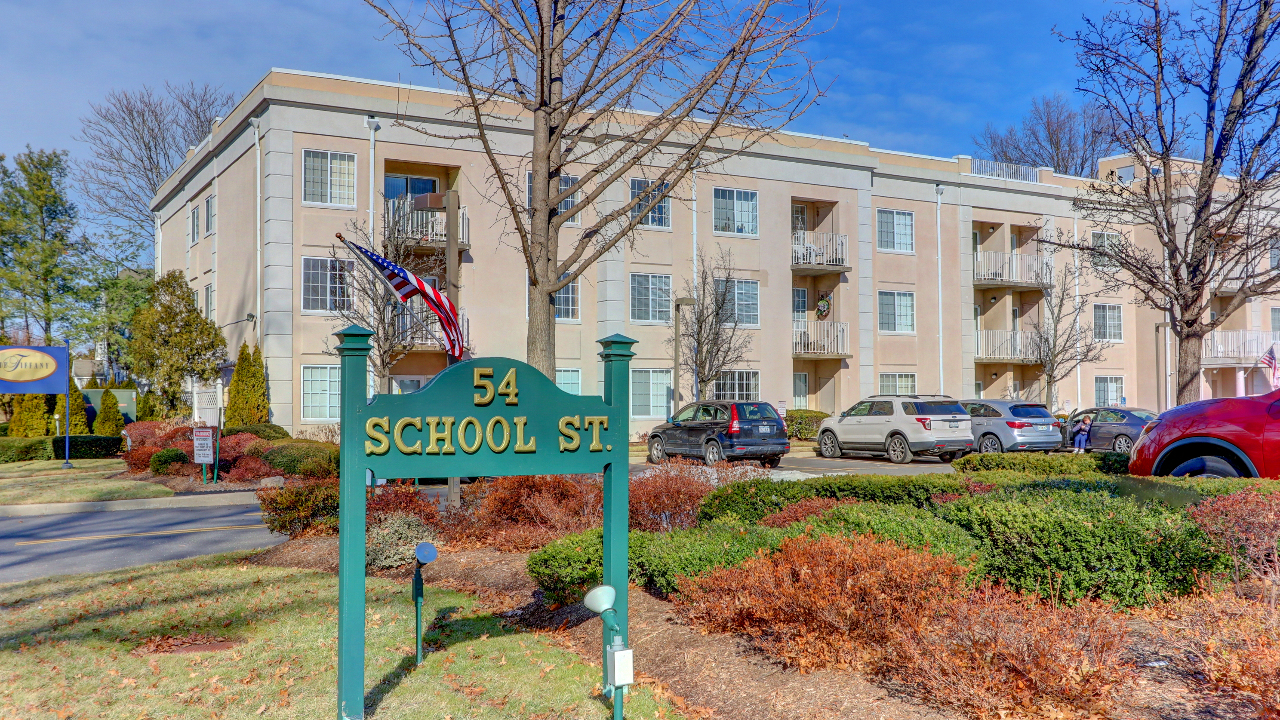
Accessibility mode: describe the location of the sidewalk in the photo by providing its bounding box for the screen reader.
[0,491,261,517]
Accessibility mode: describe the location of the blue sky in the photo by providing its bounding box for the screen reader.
[0,0,1110,166]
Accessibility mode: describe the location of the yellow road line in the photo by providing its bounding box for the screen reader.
[15,524,267,546]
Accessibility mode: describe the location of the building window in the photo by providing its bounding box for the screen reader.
[302,365,342,421]
[631,368,672,417]
[879,372,917,395]
[528,172,582,224]
[1095,376,1124,407]
[876,209,914,252]
[204,196,215,235]
[630,178,670,228]
[714,278,760,326]
[630,273,671,322]
[203,284,214,321]
[713,370,760,401]
[555,368,581,395]
[877,290,916,333]
[792,372,809,410]
[1271,240,1280,269]
[385,175,436,200]
[303,150,357,207]
[1093,303,1123,341]
[792,288,807,323]
[1272,306,1280,333]
[554,274,579,321]
[712,188,758,235]
[302,257,354,312]
[189,206,199,246]
[791,204,808,233]
[1091,231,1121,270]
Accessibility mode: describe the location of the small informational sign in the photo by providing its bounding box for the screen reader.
[192,427,216,465]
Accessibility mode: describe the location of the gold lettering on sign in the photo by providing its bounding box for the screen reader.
[424,416,456,455]
[485,416,510,453]
[558,415,581,452]
[365,417,391,455]
[473,368,495,405]
[393,417,423,455]
[584,416,608,452]
[497,368,519,405]
[513,417,536,452]
[457,417,483,454]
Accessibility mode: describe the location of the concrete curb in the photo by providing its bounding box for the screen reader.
[0,492,262,517]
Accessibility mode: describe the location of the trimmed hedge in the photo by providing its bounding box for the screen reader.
[262,441,338,477]
[785,409,830,440]
[528,527,608,605]
[0,437,52,463]
[149,447,188,474]
[0,435,122,463]
[1094,451,1131,474]
[951,452,1109,475]
[697,478,818,525]
[223,423,291,441]
[799,502,979,561]
[633,524,788,596]
[935,489,1222,607]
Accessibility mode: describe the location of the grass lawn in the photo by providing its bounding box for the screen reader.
[0,459,172,505]
[0,553,685,719]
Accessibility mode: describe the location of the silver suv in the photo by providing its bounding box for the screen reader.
[816,395,974,464]
[960,399,1062,453]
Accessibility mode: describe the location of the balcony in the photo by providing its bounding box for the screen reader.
[791,231,851,275]
[975,329,1039,364]
[394,304,471,352]
[973,251,1053,288]
[793,320,851,358]
[970,159,1041,184]
[384,199,471,250]
[1202,329,1280,366]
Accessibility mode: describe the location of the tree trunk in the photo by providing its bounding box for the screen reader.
[526,282,556,378]
[1176,333,1205,406]
[1044,377,1056,411]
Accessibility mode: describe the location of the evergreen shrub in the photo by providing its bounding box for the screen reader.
[951,452,1107,475]
[51,435,122,459]
[225,342,270,426]
[149,447,187,474]
[785,409,830,440]
[366,513,436,570]
[257,477,340,536]
[0,437,52,463]
[800,502,980,561]
[527,527,608,605]
[223,423,290,440]
[0,421,9,436]
[633,524,788,595]
[50,392,90,435]
[93,389,126,437]
[262,441,338,476]
[9,395,51,438]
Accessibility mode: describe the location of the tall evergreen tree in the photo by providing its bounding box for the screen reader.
[51,392,90,435]
[226,342,270,426]
[93,388,124,437]
[125,270,226,416]
[135,390,156,421]
[82,375,101,389]
[9,395,51,438]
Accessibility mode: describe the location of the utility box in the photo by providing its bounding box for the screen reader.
[81,389,137,425]
[606,646,634,688]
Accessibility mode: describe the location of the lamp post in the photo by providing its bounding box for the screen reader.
[672,297,695,417]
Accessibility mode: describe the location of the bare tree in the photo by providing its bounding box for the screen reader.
[1049,0,1280,405]
[331,208,447,394]
[367,0,825,376]
[1023,252,1113,411]
[973,93,1116,178]
[76,82,236,269]
[670,248,753,400]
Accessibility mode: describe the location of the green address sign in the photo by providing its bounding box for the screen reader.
[334,326,635,720]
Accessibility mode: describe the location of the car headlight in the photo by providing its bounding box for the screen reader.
[1140,419,1160,437]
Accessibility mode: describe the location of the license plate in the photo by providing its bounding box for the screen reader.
[1036,424,1050,431]
[948,421,959,428]
[757,426,771,435]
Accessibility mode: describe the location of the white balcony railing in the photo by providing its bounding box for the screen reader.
[395,302,471,351]
[792,320,850,356]
[973,251,1053,286]
[1202,330,1280,361]
[976,329,1038,361]
[791,231,849,267]
[971,159,1041,183]
[384,199,470,246]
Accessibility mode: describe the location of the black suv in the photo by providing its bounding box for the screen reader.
[646,401,789,467]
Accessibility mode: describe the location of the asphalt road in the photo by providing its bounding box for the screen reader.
[0,503,284,586]
[629,452,954,476]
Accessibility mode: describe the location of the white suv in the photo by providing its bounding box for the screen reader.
[816,395,974,464]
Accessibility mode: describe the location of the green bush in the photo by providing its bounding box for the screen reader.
[226,342,271,426]
[0,422,9,437]
[806,473,972,507]
[951,452,1106,475]
[262,441,338,476]
[51,392,90,435]
[52,435,122,459]
[1094,451,1131,474]
[527,527,609,605]
[799,502,979,561]
[223,423,291,440]
[633,524,787,596]
[785,409,830,440]
[9,395,51,438]
[257,478,339,536]
[149,447,187,474]
[1135,476,1280,499]
[697,478,817,525]
[92,389,125,438]
[366,513,436,570]
[0,437,52,463]
[935,489,1223,607]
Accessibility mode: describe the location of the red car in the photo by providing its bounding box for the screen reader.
[1128,388,1279,477]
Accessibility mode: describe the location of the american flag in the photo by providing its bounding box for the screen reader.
[339,236,465,359]
[1263,344,1280,390]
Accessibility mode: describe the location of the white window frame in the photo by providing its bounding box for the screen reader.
[876,209,915,253]
[1272,306,1280,333]
[792,372,809,410]
[302,149,358,209]
[527,172,582,226]
[877,290,916,334]
[630,368,672,418]
[204,195,215,236]
[629,178,671,230]
[712,187,759,237]
[1093,303,1123,342]
[1091,231,1121,270]
[1095,376,1124,407]
[629,272,672,324]
[203,284,214,321]
[712,370,760,401]
[555,368,581,395]
[714,278,760,327]
[879,372,917,395]
[554,274,580,323]
[301,256,354,314]
[792,287,808,324]
[189,206,200,246]
[301,365,343,422]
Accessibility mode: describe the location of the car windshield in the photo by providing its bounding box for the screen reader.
[736,403,779,420]
[901,401,966,416]
[1129,410,1157,421]
[1009,404,1053,419]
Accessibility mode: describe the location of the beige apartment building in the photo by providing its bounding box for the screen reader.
[149,69,1280,437]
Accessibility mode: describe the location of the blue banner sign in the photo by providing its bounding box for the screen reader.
[0,346,70,394]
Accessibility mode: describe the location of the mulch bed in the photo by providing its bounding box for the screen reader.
[126,470,280,494]
[243,537,1256,720]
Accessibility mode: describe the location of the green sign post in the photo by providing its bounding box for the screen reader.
[334,325,635,720]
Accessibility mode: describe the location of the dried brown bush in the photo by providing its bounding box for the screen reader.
[630,459,718,532]
[429,475,603,551]
[1188,488,1280,613]
[757,497,855,528]
[367,484,441,527]
[224,456,272,482]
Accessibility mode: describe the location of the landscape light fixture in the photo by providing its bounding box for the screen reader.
[411,542,439,665]
[582,585,634,709]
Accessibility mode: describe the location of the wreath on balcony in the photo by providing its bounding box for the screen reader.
[816,292,832,319]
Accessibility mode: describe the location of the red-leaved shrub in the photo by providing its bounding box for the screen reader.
[224,456,273,482]
[758,497,855,528]
[121,420,175,448]
[629,459,717,532]
[367,485,441,527]
[429,475,603,551]
[123,446,161,473]
[171,439,195,462]
[154,426,195,448]
[677,534,1133,718]
[169,462,201,477]
[217,432,260,464]
[1189,488,1280,610]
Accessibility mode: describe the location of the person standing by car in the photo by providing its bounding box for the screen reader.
[1071,415,1092,453]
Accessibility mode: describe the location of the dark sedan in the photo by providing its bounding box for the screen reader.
[646,401,789,467]
[1064,406,1158,454]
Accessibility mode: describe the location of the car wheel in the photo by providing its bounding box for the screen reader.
[979,434,1003,454]
[818,431,842,458]
[1111,434,1133,454]
[762,456,782,469]
[1170,456,1240,478]
[647,436,667,464]
[886,435,912,464]
[937,452,956,463]
[703,440,724,466]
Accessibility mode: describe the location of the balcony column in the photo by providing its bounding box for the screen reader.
[1236,366,1247,397]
